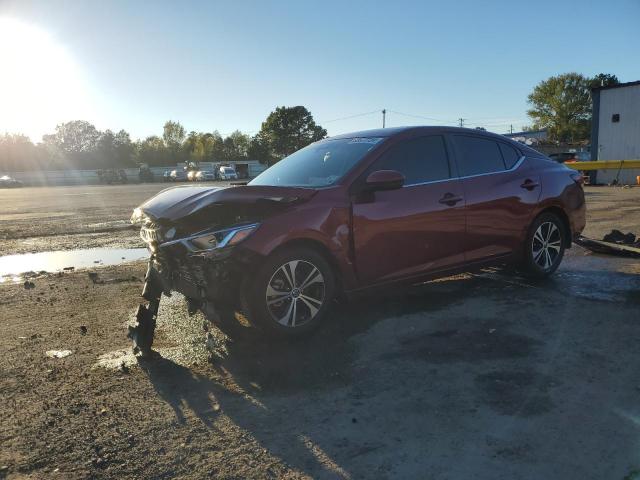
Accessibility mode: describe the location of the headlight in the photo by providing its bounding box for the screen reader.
[131,207,144,224]
[173,224,259,253]
[189,232,219,251]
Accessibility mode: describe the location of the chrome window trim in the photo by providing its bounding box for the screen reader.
[402,155,525,188]
[156,223,260,252]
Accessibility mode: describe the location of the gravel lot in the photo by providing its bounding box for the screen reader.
[1,184,639,479]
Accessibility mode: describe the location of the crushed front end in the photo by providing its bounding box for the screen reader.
[129,214,261,355]
[126,184,313,355]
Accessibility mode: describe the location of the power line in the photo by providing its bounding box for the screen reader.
[388,110,457,124]
[320,110,380,124]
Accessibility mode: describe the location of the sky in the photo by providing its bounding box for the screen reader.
[0,0,639,142]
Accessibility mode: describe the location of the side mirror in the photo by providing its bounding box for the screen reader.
[365,170,405,191]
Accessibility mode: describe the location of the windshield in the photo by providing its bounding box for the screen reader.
[223,167,235,173]
[249,137,384,188]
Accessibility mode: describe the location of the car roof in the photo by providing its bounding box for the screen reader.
[327,126,519,142]
[326,126,545,158]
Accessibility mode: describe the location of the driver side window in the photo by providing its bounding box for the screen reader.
[371,135,451,186]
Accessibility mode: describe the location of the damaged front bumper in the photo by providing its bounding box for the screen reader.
[146,224,260,301]
[128,222,263,355]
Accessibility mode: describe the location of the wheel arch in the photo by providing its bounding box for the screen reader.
[536,206,572,248]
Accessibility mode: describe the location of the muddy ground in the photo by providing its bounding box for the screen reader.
[1,184,640,479]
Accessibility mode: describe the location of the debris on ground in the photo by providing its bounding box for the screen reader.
[80,325,88,335]
[88,271,100,284]
[23,280,35,290]
[45,350,73,359]
[575,230,640,258]
[603,229,640,246]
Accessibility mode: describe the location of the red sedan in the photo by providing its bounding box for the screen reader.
[131,127,585,349]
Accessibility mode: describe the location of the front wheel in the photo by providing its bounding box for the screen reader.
[520,212,566,278]
[244,247,336,337]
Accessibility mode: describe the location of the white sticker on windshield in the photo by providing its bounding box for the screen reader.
[348,137,383,144]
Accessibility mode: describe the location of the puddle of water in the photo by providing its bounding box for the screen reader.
[0,247,148,278]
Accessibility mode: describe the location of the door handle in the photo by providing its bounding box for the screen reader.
[520,179,539,190]
[438,193,463,206]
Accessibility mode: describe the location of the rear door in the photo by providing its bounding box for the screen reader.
[451,134,541,262]
[351,135,466,286]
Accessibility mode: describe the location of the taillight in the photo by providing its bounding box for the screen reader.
[570,172,585,186]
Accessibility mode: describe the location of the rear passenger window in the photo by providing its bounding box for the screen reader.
[454,135,506,176]
[498,142,521,169]
[372,135,450,185]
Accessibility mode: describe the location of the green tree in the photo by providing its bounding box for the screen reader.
[202,131,224,162]
[162,120,186,163]
[589,73,620,89]
[41,120,102,168]
[42,120,100,153]
[135,135,170,166]
[222,130,251,161]
[247,133,273,164]
[96,129,116,168]
[113,129,135,167]
[527,73,592,142]
[207,131,225,161]
[0,133,42,171]
[257,106,327,163]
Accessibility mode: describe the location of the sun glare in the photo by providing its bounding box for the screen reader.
[0,17,93,142]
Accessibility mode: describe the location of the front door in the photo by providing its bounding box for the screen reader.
[352,135,466,287]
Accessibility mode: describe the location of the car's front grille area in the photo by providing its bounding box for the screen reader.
[140,225,162,244]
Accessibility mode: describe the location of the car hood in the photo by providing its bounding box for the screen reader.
[133,185,317,224]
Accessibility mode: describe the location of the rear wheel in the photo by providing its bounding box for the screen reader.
[245,247,336,337]
[521,212,566,278]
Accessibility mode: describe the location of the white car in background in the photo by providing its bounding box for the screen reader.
[219,166,238,180]
[195,170,215,181]
[0,175,23,188]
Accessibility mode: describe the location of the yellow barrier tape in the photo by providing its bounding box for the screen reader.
[564,160,640,171]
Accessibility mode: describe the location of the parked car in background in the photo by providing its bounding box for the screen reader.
[195,170,215,182]
[218,166,238,180]
[169,169,187,182]
[130,126,586,352]
[0,175,23,188]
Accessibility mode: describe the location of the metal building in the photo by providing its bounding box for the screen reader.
[591,80,640,184]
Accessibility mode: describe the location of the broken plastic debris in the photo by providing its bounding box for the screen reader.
[46,349,73,358]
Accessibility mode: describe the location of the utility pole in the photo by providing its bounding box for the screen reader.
[458,118,465,128]
[382,109,386,128]
[510,124,513,134]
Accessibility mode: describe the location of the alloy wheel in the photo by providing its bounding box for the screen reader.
[265,260,325,327]
[532,221,562,271]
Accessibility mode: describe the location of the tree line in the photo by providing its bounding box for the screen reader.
[0,106,326,172]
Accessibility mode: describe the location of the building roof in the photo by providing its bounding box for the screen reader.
[592,80,640,92]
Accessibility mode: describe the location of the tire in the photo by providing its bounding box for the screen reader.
[244,246,336,337]
[520,212,566,278]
